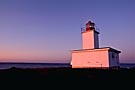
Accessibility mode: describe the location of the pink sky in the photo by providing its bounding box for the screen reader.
[0,0,135,63]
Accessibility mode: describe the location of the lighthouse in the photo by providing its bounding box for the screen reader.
[82,21,99,49]
[71,20,121,68]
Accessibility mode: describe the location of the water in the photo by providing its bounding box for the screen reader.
[0,62,71,69]
[120,63,135,68]
[0,62,135,69]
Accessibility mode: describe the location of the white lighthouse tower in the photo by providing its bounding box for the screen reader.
[71,20,121,68]
[82,21,99,49]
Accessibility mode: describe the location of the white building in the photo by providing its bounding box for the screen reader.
[71,21,121,68]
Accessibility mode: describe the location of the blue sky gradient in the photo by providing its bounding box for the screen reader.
[0,0,135,63]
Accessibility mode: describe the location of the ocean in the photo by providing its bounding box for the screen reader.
[119,63,135,68]
[0,62,135,69]
[0,62,71,69]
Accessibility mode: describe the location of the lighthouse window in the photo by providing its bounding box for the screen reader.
[112,53,115,58]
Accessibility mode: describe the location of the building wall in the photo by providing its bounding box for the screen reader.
[109,51,120,67]
[71,50,109,68]
[94,31,99,48]
[82,31,94,49]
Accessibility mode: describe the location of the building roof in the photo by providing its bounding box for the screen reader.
[81,29,100,34]
[71,47,121,53]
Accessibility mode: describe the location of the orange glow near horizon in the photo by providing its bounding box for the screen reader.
[0,49,70,63]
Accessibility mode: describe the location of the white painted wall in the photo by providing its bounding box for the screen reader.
[71,49,109,68]
[94,31,99,48]
[82,30,99,49]
[109,51,120,67]
[82,30,94,49]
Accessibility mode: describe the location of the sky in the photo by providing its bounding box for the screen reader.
[0,0,134,63]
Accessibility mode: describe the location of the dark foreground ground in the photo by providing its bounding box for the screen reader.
[0,67,135,88]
